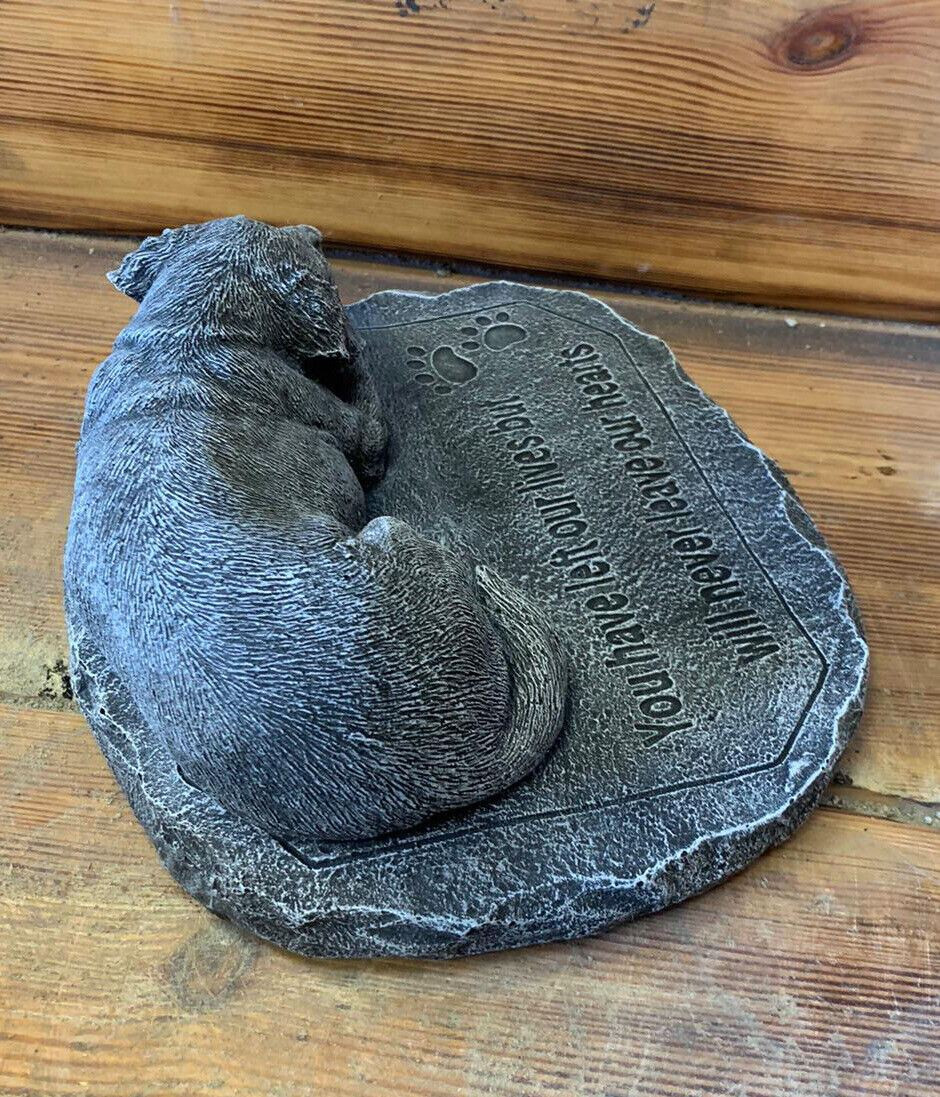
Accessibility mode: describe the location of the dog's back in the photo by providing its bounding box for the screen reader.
[65,218,568,842]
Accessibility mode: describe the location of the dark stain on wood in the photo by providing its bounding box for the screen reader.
[164,924,259,1013]
[774,6,861,72]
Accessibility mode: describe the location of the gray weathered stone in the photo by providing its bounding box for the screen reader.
[67,227,867,958]
[65,218,567,846]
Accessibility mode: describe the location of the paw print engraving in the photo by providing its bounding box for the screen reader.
[406,310,528,394]
[407,344,478,394]
[458,312,527,352]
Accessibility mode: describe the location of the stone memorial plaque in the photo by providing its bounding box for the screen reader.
[72,277,867,959]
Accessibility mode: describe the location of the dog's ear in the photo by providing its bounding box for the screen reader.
[284,269,352,363]
[274,228,349,363]
[289,224,323,248]
[107,226,191,302]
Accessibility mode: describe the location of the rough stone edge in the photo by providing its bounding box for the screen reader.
[68,281,870,959]
[338,281,870,953]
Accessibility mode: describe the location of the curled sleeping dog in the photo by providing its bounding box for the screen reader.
[64,217,567,841]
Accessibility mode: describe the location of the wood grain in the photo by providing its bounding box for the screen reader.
[0,227,936,1093]
[1,1,940,317]
[0,701,936,1097]
[2,227,937,804]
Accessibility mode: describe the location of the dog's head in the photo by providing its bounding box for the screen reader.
[109,217,348,361]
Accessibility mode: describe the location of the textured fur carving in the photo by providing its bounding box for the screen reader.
[64,217,567,841]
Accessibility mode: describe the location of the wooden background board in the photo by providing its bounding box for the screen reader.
[1,1,940,319]
[0,227,937,1094]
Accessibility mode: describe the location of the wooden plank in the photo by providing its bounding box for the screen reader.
[2,227,937,803]
[1,1,940,317]
[0,702,936,1097]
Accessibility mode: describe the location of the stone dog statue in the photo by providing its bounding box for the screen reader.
[64,217,567,842]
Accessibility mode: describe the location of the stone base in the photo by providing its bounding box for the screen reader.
[70,283,868,958]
